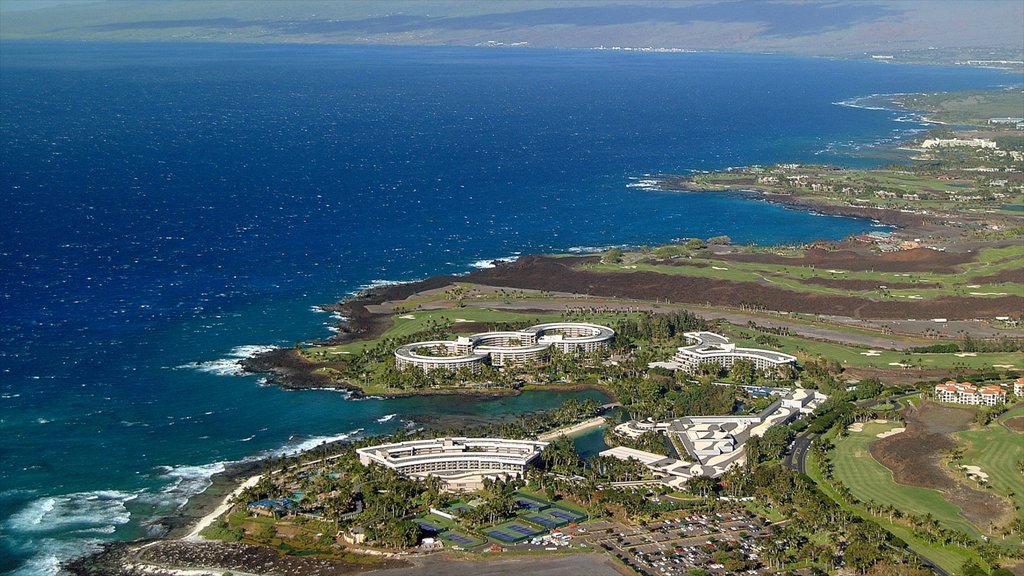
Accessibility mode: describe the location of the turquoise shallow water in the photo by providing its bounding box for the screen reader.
[0,42,1014,574]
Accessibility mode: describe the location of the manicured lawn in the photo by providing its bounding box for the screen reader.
[831,421,980,538]
[726,325,1022,370]
[806,450,985,575]
[954,408,1024,541]
[586,244,1024,302]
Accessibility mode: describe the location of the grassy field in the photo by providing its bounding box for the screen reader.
[726,324,1022,371]
[954,404,1024,539]
[831,421,980,538]
[893,90,1024,127]
[585,244,1024,302]
[806,449,986,575]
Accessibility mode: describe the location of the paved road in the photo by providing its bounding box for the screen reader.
[788,393,951,576]
[784,432,816,474]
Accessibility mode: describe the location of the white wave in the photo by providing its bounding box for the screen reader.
[150,461,227,508]
[310,305,327,313]
[177,344,278,377]
[567,244,632,254]
[353,278,419,293]
[6,537,106,576]
[261,429,365,458]
[240,434,256,441]
[5,490,135,535]
[376,414,397,423]
[469,254,521,269]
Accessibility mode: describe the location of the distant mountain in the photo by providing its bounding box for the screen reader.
[2,0,1022,58]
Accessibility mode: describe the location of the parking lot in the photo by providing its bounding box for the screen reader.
[577,512,773,576]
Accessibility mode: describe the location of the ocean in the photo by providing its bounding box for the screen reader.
[0,42,1012,575]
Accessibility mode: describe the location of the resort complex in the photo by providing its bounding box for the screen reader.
[356,437,548,491]
[394,322,614,373]
[605,388,826,485]
[650,332,797,375]
[934,381,1008,406]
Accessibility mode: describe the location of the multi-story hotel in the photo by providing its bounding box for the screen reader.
[934,381,1007,406]
[356,437,548,491]
[650,331,797,374]
[394,322,614,373]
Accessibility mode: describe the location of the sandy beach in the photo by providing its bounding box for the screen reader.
[537,416,606,441]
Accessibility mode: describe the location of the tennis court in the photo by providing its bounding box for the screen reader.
[524,512,568,529]
[440,531,485,548]
[485,520,544,543]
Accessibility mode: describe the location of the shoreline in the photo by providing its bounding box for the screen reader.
[537,416,608,441]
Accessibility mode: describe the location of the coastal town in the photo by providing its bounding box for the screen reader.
[67,90,1023,576]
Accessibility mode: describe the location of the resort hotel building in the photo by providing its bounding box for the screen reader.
[650,331,797,375]
[394,322,614,373]
[605,387,826,486]
[356,437,548,491]
[934,381,1007,406]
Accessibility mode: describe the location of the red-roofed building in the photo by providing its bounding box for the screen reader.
[935,381,1006,406]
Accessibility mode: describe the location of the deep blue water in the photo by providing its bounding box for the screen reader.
[0,42,1012,575]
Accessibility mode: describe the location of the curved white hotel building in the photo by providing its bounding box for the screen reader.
[394,322,614,373]
[651,331,797,374]
[356,437,548,490]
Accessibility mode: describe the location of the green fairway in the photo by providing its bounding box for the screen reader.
[585,245,1024,302]
[807,450,985,575]
[831,421,980,538]
[954,405,1024,541]
[726,325,1023,371]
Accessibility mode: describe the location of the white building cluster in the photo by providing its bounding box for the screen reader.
[603,388,826,486]
[356,437,548,491]
[920,137,997,149]
[934,381,1007,406]
[650,332,797,375]
[395,322,614,373]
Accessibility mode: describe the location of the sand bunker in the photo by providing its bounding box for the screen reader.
[848,422,865,432]
[960,465,989,482]
[993,364,1016,369]
[399,314,416,319]
[969,292,1007,296]
[889,362,911,367]
[954,352,978,357]
[453,318,473,323]
[712,266,729,270]
[876,427,905,439]
[873,419,889,424]
[860,350,881,356]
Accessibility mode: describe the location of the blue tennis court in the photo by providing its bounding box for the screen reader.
[486,529,518,543]
[514,496,547,511]
[548,508,584,522]
[525,513,564,529]
[441,532,481,546]
[415,520,443,533]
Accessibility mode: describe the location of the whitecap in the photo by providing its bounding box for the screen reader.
[176,344,278,377]
[261,429,364,458]
[352,278,419,294]
[5,490,135,534]
[469,254,521,269]
[376,414,397,423]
